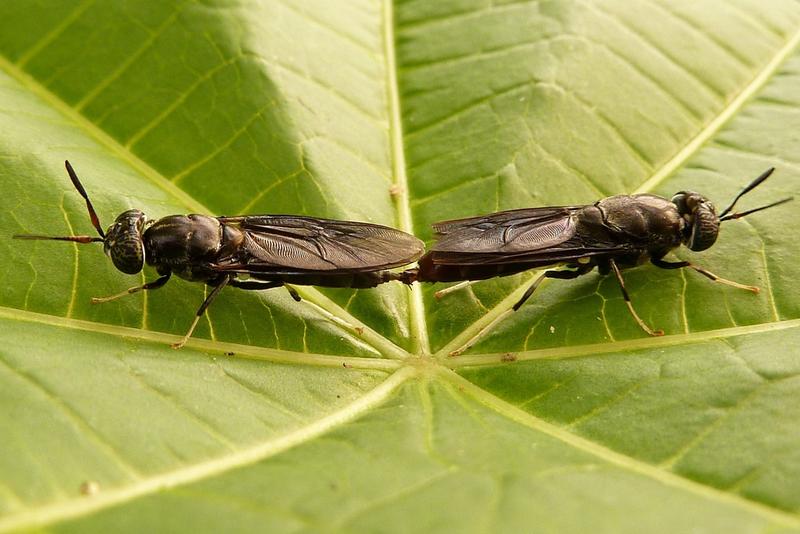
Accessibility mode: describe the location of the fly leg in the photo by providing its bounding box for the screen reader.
[449,265,591,357]
[172,276,231,349]
[651,258,759,293]
[91,273,171,303]
[512,264,592,311]
[434,281,473,300]
[610,259,663,336]
[286,286,302,302]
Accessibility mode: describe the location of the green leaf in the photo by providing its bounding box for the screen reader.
[1,1,799,532]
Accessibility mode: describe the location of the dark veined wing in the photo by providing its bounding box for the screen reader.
[428,206,633,266]
[213,215,424,274]
[432,207,580,253]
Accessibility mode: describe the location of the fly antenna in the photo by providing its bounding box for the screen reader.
[13,234,104,243]
[718,167,793,222]
[720,196,793,222]
[65,160,105,238]
[12,161,106,243]
[718,167,776,218]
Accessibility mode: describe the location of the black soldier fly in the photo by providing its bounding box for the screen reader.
[403,168,791,353]
[15,161,425,348]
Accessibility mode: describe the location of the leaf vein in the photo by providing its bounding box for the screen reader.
[15,0,96,68]
[443,369,800,527]
[0,367,417,532]
[383,0,430,355]
[76,0,193,111]
[0,357,141,480]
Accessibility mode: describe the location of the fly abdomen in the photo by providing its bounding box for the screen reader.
[252,271,397,289]
[414,254,537,283]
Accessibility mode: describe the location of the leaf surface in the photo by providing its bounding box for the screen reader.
[1,1,800,532]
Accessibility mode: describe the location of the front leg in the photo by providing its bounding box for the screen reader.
[651,258,759,293]
[172,276,231,349]
[91,273,172,304]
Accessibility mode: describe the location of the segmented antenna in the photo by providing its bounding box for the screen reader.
[718,167,774,218]
[718,167,792,222]
[13,234,103,243]
[65,160,105,238]
[12,161,106,243]
[720,197,793,222]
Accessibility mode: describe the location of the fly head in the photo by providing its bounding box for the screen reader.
[104,209,147,274]
[671,167,793,252]
[671,191,719,252]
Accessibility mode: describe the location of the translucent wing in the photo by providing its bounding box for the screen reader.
[428,206,633,266]
[214,215,424,274]
[432,207,580,254]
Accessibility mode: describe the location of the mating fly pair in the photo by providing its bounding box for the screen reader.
[15,162,791,350]
[15,161,424,348]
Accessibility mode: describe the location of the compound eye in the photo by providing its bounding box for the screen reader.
[110,237,144,274]
[104,210,146,274]
[671,192,690,215]
[688,205,719,251]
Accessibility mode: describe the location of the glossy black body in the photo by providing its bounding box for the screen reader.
[415,193,690,283]
[14,161,427,348]
[142,214,240,282]
[132,213,425,288]
[406,170,789,343]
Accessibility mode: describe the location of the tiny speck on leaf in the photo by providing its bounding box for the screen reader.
[80,480,100,496]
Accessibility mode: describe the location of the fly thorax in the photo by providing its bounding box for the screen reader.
[596,195,649,237]
[143,214,223,267]
[218,223,244,260]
